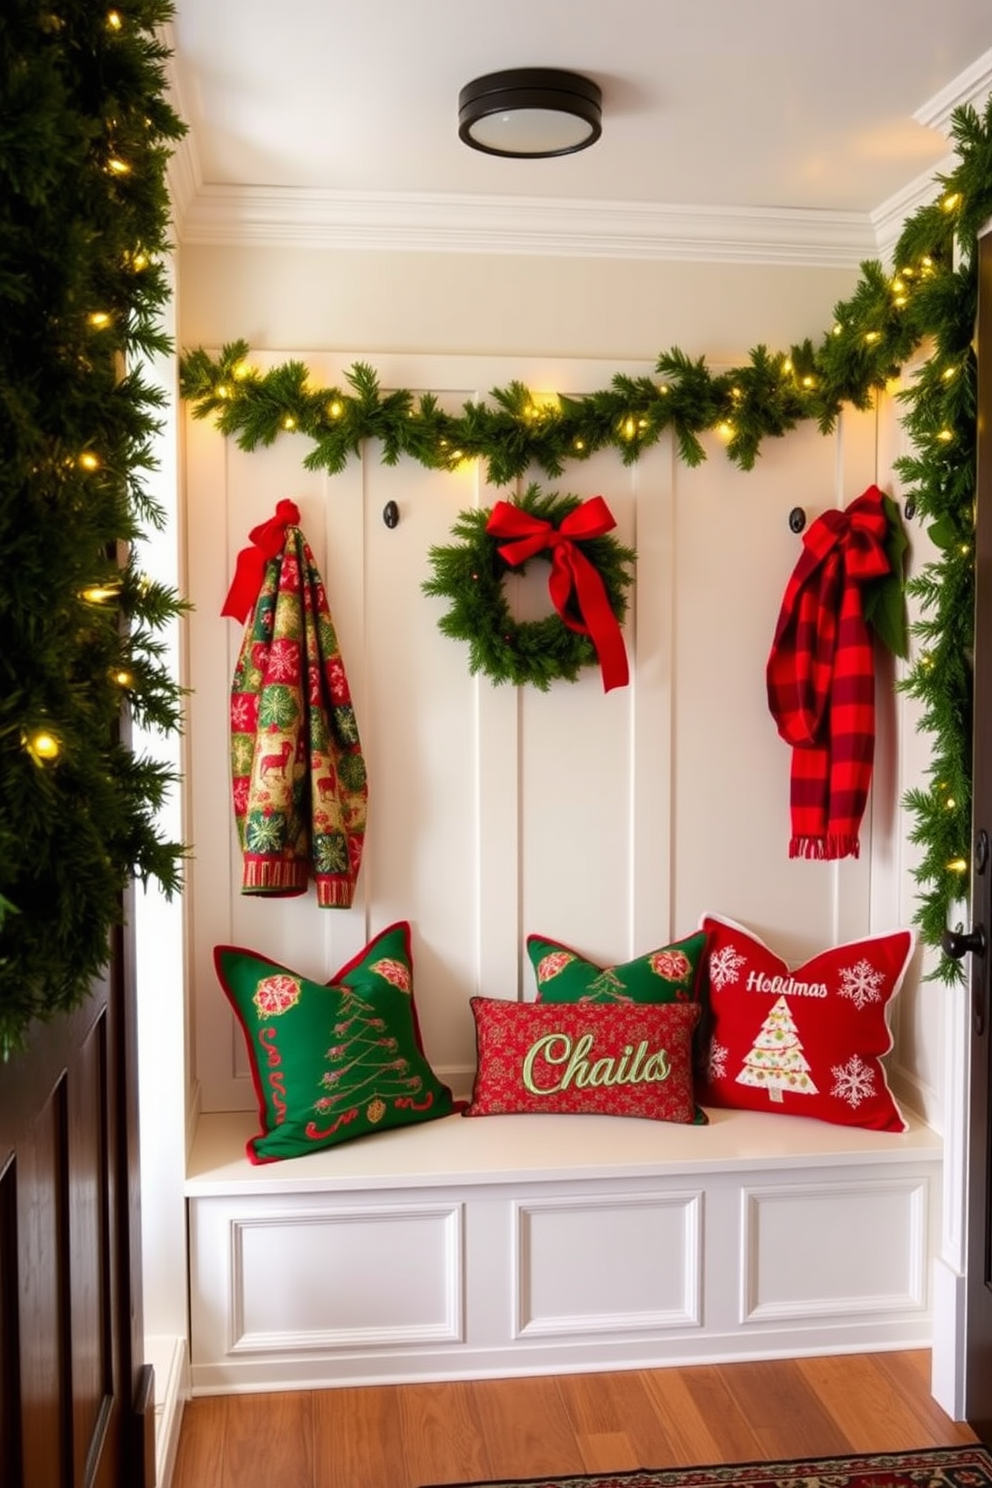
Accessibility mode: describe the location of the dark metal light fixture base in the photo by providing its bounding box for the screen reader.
[458,68,602,159]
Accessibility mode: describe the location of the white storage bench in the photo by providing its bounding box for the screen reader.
[185,1106,942,1395]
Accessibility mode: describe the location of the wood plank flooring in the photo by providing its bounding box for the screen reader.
[170,1350,978,1488]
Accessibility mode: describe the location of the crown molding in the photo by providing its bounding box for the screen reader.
[177,184,877,267]
[870,153,955,265]
[914,45,992,135]
[165,42,992,267]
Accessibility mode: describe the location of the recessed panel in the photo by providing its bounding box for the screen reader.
[742,1178,928,1322]
[231,1202,462,1352]
[514,1190,701,1337]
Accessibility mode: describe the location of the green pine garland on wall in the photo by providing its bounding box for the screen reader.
[1,2,188,1048]
[180,102,992,984]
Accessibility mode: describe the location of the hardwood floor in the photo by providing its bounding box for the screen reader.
[170,1350,979,1488]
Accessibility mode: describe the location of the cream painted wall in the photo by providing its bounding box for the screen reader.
[179,246,859,362]
[177,245,941,1123]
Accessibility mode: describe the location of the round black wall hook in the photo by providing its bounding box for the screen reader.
[382,500,400,529]
[788,506,806,534]
[904,496,916,521]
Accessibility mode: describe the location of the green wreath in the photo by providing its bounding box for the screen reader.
[423,484,636,690]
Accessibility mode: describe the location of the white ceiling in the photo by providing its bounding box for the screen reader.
[166,2,992,262]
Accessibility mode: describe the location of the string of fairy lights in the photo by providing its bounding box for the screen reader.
[179,98,992,980]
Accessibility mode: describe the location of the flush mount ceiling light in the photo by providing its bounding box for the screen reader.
[458,68,602,159]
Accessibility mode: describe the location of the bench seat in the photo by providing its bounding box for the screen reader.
[186,1106,942,1394]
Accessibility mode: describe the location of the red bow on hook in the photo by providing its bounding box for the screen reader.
[221,499,301,622]
[485,496,630,692]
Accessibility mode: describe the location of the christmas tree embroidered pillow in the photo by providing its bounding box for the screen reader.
[464,998,705,1123]
[528,930,707,1008]
[215,922,457,1163]
[697,913,914,1132]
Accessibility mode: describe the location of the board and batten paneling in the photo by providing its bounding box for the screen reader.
[183,352,929,1117]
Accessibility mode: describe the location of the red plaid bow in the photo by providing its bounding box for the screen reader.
[766,485,891,860]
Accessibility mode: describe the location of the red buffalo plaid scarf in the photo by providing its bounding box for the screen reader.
[766,485,891,860]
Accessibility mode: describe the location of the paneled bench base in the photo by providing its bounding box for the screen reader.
[186,1106,942,1395]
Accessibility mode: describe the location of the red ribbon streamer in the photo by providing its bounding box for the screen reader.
[221,499,301,622]
[485,496,630,692]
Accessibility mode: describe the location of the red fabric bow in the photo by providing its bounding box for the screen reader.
[485,496,629,692]
[221,499,301,622]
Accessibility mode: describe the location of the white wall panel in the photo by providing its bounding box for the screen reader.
[741,1177,929,1321]
[185,351,909,1113]
[230,1203,462,1351]
[513,1191,701,1336]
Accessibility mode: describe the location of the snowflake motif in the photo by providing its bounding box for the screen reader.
[245,811,287,854]
[709,944,746,991]
[371,957,412,993]
[313,832,348,875]
[537,950,575,983]
[650,949,693,984]
[326,658,351,704]
[231,733,255,776]
[837,958,886,1010]
[265,639,300,682]
[708,1041,729,1082]
[230,695,253,731]
[258,685,300,731]
[830,1053,876,1109]
[253,974,302,1019]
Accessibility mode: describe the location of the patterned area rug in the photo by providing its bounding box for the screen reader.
[419,1445,992,1488]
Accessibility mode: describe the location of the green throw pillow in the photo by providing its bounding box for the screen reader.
[528,930,708,1007]
[215,921,457,1163]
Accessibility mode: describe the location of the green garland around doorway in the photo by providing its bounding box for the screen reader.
[2,3,188,1050]
[180,99,992,982]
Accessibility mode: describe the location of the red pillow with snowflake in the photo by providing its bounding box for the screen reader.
[696,913,914,1132]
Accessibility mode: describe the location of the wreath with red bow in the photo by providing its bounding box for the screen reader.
[423,484,636,692]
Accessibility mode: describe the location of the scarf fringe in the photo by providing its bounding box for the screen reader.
[242,857,309,895]
[789,834,861,861]
[316,876,358,908]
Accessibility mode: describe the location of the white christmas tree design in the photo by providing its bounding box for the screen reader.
[736,995,818,1104]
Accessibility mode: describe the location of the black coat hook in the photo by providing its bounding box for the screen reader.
[382,500,400,529]
[788,506,806,534]
[904,496,916,521]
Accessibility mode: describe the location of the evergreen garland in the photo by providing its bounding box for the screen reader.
[1,2,188,1047]
[180,100,992,982]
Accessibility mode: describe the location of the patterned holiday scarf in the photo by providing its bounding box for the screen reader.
[224,504,368,907]
[766,485,891,861]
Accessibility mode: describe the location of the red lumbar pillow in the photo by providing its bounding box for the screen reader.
[464,997,705,1124]
[696,913,914,1132]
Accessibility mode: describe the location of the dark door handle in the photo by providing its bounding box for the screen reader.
[942,925,988,960]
